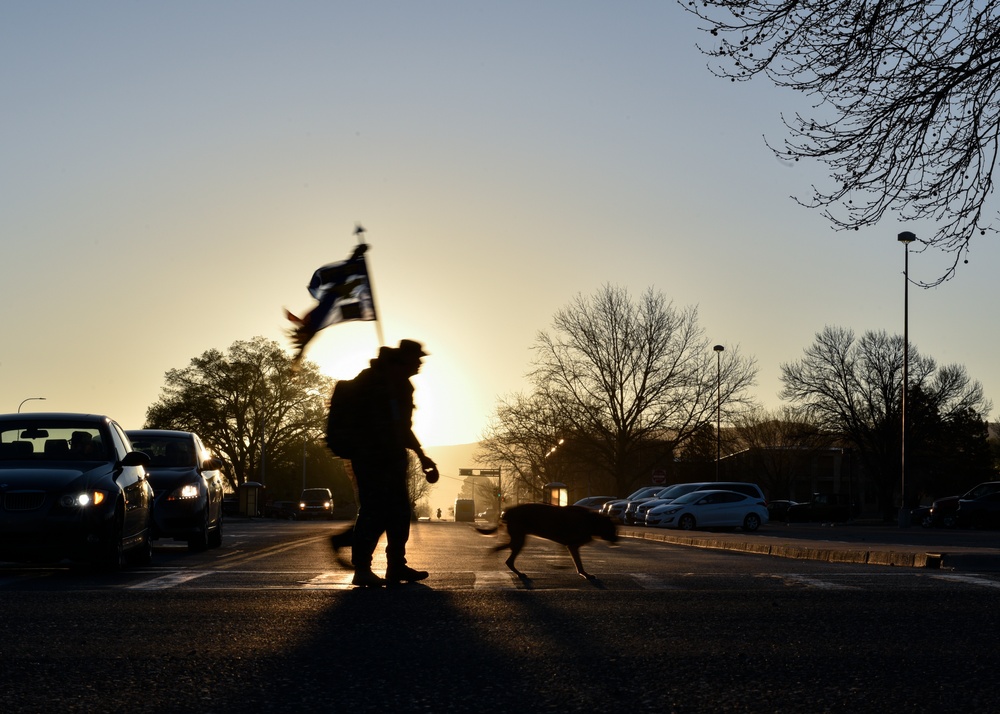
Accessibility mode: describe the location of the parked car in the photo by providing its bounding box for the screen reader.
[573,496,616,512]
[928,481,1000,528]
[298,488,334,520]
[635,483,715,525]
[0,412,153,569]
[647,489,768,531]
[643,481,768,527]
[953,491,1000,529]
[126,429,225,551]
[785,493,856,523]
[767,500,799,522]
[603,486,663,524]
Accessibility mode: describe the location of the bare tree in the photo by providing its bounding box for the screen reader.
[682,0,1000,284]
[520,285,757,496]
[477,391,580,503]
[145,336,334,490]
[780,326,991,517]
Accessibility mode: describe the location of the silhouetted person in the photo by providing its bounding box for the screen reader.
[338,339,438,587]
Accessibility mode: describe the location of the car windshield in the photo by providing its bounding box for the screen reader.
[129,435,196,467]
[671,491,711,505]
[0,421,108,461]
[657,484,704,499]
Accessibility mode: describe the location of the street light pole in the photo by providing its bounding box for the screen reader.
[898,231,916,527]
[713,345,724,481]
[18,397,46,413]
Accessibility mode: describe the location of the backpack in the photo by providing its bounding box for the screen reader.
[325,377,364,458]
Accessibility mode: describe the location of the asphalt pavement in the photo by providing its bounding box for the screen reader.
[619,519,1000,571]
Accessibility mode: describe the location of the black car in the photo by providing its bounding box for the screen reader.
[928,481,1000,528]
[954,492,1000,529]
[785,493,856,523]
[126,429,225,551]
[0,412,153,569]
[767,500,799,521]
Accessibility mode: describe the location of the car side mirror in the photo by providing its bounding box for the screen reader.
[121,451,151,467]
[203,457,224,471]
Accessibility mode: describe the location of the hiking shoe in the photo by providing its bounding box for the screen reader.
[351,569,385,588]
[385,565,429,585]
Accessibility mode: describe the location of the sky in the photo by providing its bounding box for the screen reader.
[3,2,999,464]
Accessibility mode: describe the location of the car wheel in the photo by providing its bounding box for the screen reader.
[188,508,210,551]
[126,532,153,566]
[942,514,957,528]
[743,513,761,531]
[94,506,126,571]
[208,510,223,549]
[920,513,935,528]
[679,514,696,530]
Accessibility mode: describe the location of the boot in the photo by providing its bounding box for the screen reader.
[351,568,385,588]
[385,564,428,585]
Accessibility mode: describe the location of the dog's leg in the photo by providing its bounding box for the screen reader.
[568,545,592,579]
[504,532,526,576]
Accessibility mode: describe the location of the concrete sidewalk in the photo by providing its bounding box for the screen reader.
[619,522,1000,571]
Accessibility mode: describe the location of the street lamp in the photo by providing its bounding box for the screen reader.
[713,345,724,481]
[18,397,46,413]
[898,231,916,528]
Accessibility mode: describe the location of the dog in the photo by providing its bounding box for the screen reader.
[477,503,618,579]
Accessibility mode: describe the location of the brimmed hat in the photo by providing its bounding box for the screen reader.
[396,339,428,358]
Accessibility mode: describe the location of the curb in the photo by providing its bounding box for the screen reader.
[622,529,944,569]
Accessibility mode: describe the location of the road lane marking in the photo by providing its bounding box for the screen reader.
[630,573,680,590]
[772,574,859,590]
[474,571,516,589]
[127,571,211,590]
[930,573,1000,589]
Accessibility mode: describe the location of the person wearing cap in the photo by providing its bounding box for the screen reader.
[343,339,439,587]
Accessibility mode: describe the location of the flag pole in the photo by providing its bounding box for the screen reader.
[354,224,386,347]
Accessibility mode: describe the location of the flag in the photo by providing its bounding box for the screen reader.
[286,242,377,362]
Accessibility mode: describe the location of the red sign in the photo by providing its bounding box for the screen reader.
[651,469,667,485]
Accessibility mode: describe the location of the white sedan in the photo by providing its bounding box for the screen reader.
[645,490,768,531]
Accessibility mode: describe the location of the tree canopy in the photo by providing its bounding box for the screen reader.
[683,0,1000,284]
[144,336,336,492]
[480,285,758,497]
[780,326,992,516]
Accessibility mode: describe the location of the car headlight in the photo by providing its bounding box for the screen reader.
[167,483,200,501]
[60,491,108,508]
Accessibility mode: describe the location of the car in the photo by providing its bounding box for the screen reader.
[602,486,663,524]
[298,487,334,520]
[928,481,1000,528]
[126,429,226,551]
[953,491,1000,529]
[767,500,799,522]
[638,482,768,526]
[634,484,707,525]
[573,496,616,512]
[0,412,154,569]
[646,489,768,531]
[785,493,856,523]
[910,505,934,528]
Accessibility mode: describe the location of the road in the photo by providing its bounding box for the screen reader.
[2,520,998,712]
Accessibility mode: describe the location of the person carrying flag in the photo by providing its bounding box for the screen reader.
[334,339,439,588]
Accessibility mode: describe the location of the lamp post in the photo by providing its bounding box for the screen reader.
[898,231,916,527]
[713,345,724,481]
[18,397,46,413]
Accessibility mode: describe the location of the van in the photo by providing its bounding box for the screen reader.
[298,488,334,520]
